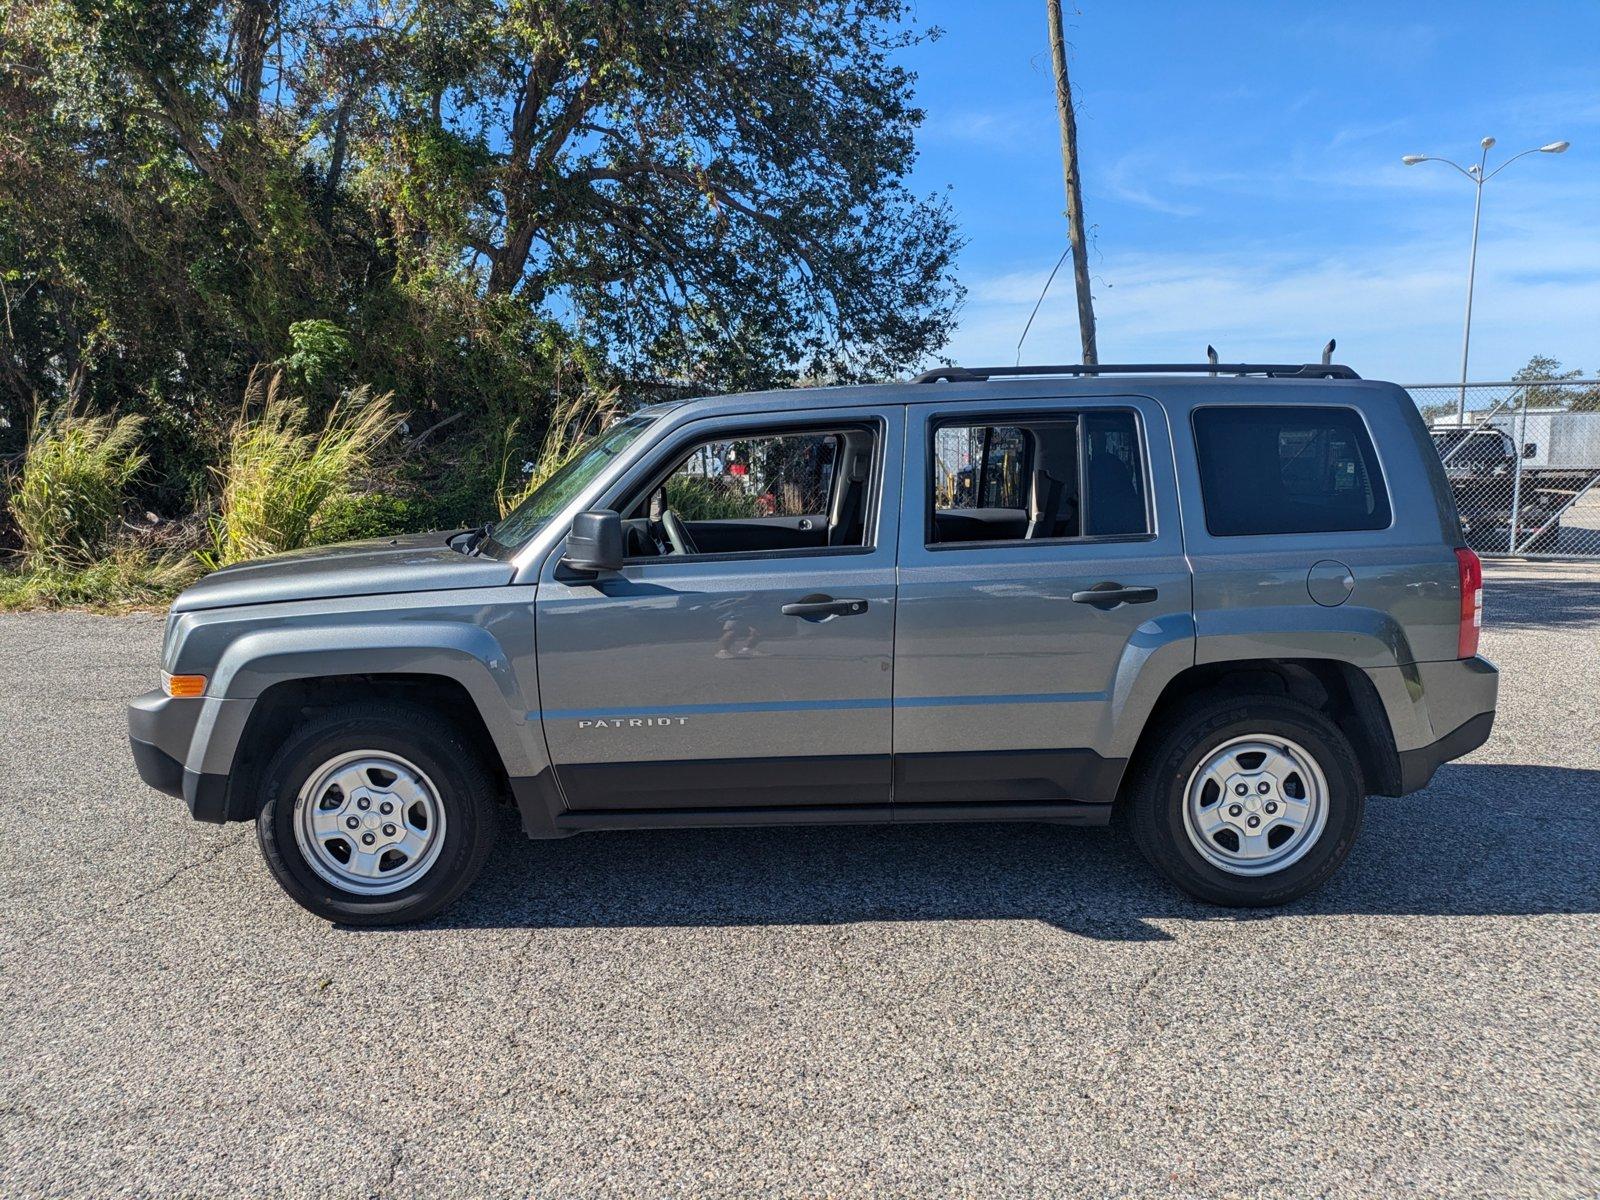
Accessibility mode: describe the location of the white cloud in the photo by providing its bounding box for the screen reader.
[938,220,1600,382]
[921,107,1041,151]
[1101,154,1201,216]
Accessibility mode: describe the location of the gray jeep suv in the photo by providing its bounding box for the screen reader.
[128,361,1498,925]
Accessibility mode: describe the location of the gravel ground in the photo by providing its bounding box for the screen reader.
[1,561,1596,1199]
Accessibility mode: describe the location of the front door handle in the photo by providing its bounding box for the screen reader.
[1071,582,1158,609]
[781,594,869,620]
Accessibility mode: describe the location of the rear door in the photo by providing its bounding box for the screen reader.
[892,394,1193,805]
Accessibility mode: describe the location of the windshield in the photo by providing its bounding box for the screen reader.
[1433,431,1507,464]
[480,412,659,557]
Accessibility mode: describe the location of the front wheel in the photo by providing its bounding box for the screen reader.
[1127,694,1365,906]
[256,702,497,925]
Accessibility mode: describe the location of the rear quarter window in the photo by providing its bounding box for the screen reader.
[1192,405,1391,536]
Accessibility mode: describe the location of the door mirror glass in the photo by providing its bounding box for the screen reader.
[1523,442,1537,459]
[563,510,624,572]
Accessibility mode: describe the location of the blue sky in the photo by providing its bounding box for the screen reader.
[898,0,1600,383]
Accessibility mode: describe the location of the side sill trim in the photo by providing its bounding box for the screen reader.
[894,748,1126,805]
[508,778,1112,840]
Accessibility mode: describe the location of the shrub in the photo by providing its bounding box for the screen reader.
[9,408,147,567]
[313,492,423,543]
[664,476,761,521]
[496,388,620,518]
[283,319,354,394]
[201,369,403,569]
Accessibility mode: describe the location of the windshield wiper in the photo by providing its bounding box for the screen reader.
[458,521,495,556]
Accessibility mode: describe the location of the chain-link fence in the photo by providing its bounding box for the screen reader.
[1406,379,1600,558]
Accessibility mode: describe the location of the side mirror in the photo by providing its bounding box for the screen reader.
[563,509,624,573]
[1523,442,1537,459]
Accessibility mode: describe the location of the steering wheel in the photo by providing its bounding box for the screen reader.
[660,508,701,556]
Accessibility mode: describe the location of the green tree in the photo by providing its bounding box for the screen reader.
[1514,355,1600,412]
[353,0,963,389]
[1,0,961,465]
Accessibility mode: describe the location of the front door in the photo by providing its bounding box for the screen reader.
[535,406,903,811]
[892,395,1193,806]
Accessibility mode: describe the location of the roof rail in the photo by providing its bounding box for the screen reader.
[910,362,1361,384]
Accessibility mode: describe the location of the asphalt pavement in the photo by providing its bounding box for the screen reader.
[1,561,1596,1198]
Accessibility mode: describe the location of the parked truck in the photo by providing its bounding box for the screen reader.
[1430,415,1600,552]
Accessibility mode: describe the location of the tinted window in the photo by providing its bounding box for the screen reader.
[1193,406,1390,536]
[1083,411,1148,536]
[1433,431,1509,465]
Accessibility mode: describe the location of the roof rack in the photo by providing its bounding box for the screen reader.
[911,362,1361,384]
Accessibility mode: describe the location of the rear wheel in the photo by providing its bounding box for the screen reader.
[256,703,496,925]
[1128,694,1364,906]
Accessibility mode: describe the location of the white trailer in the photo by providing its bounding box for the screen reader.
[1481,408,1600,471]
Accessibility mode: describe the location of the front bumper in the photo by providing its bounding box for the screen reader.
[127,689,238,823]
[129,733,184,798]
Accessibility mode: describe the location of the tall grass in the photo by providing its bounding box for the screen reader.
[496,388,620,518]
[664,475,761,520]
[9,408,147,567]
[0,404,202,610]
[201,369,403,569]
[0,549,198,611]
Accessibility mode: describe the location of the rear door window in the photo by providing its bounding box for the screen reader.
[1192,406,1391,536]
[929,410,1150,545]
[933,424,1030,511]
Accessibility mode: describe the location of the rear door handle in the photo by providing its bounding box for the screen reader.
[1071,582,1158,609]
[781,594,869,620]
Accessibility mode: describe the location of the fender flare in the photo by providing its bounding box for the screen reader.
[1098,610,1196,759]
[186,620,541,779]
[1195,603,1418,672]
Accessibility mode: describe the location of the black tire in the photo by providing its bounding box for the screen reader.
[256,702,497,925]
[1529,522,1561,553]
[1127,693,1365,907]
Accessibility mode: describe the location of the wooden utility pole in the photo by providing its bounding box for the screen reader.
[1046,0,1098,365]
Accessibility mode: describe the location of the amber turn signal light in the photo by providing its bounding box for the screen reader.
[162,673,207,698]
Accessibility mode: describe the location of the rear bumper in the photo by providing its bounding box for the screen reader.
[1365,655,1498,795]
[127,689,238,823]
[1396,709,1496,794]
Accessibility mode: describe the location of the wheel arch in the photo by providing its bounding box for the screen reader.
[182,619,544,816]
[1120,657,1402,805]
[219,673,516,822]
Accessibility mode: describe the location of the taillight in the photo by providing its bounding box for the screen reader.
[1455,547,1483,659]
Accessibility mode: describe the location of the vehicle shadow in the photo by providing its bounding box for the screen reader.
[419,762,1600,941]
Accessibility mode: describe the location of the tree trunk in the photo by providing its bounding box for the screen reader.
[321,81,359,227]
[232,0,272,123]
[1046,0,1097,366]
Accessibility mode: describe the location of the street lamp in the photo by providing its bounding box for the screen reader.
[1403,136,1570,423]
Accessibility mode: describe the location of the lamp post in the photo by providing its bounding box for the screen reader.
[1402,137,1570,424]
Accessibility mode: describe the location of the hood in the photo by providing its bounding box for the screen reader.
[170,532,517,613]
